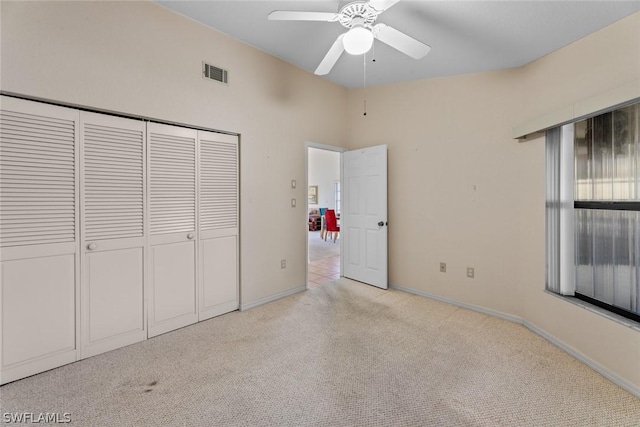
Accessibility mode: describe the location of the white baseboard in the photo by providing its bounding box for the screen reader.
[389,283,640,398]
[240,285,306,311]
[390,283,523,324]
[523,320,640,398]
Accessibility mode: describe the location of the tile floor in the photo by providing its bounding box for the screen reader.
[308,254,340,288]
[308,229,340,288]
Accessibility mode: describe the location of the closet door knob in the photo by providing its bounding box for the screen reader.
[187,233,195,240]
[87,243,97,250]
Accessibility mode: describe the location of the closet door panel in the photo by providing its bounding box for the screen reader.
[198,131,239,321]
[147,123,197,338]
[201,234,238,319]
[80,112,146,359]
[86,248,143,343]
[0,96,79,385]
[149,240,196,327]
[1,256,75,366]
[0,255,76,383]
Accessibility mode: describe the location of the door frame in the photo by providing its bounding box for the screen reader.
[305,142,346,289]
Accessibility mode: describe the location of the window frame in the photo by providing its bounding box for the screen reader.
[546,102,640,325]
[334,181,341,215]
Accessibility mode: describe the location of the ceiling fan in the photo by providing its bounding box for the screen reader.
[268,0,431,75]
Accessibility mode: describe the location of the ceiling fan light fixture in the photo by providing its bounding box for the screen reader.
[343,26,374,55]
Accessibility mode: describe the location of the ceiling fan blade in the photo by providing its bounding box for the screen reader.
[373,23,431,59]
[268,11,339,22]
[315,34,346,75]
[368,0,401,12]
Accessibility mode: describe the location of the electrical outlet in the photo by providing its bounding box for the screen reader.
[467,267,475,278]
[281,259,286,269]
[439,262,447,273]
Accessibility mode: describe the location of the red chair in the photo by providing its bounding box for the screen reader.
[324,209,340,243]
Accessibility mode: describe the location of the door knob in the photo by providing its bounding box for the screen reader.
[187,233,195,240]
[87,243,97,250]
[377,221,386,227]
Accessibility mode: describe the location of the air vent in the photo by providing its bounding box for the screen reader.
[203,62,228,84]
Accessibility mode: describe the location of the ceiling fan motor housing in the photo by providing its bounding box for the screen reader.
[338,2,379,29]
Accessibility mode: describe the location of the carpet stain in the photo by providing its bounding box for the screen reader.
[143,380,158,393]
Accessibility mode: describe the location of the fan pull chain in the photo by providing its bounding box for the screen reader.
[363,51,367,116]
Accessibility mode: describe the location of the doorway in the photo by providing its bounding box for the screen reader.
[306,144,345,288]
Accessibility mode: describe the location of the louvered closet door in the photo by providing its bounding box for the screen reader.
[0,96,79,385]
[147,123,198,338]
[80,112,145,358]
[198,130,239,321]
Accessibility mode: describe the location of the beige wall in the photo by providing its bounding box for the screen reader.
[345,11,640,391]
[2,0,638,392]
[0,0,348,304]
[520,12,640,125]
[346,70,524,317]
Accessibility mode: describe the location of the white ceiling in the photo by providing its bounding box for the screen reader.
[156,1,640,88]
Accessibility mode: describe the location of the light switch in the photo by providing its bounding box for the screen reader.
[291,198,296,208]
[291,180,296,189]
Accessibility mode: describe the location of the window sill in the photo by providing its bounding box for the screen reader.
[545,290,640,332]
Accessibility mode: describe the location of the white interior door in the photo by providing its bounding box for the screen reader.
[80,112,146,358]
[342,145,388,289]
[0,96,79,384]
[198,131,239,321]
[147,123,198,337]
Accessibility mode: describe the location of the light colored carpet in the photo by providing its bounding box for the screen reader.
[309,230,339,262]
[1,279,639,426]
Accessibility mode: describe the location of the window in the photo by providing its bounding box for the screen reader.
[546,102,640,323]
[335,181,341,215]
